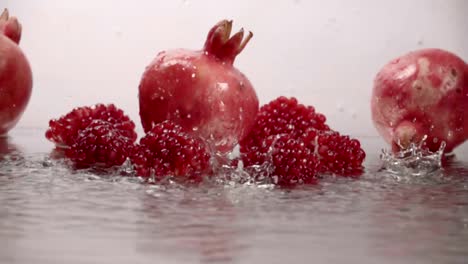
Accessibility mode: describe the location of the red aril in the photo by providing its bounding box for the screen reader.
[371,48,468,153]
[0,9,32,135]
[138,20,259,153]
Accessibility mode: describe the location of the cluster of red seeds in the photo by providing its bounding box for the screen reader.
[46,104,137,147]
[65,120,135,168]
[130,121,210,181]
[240,97,329,153]
[46,105,210,180]
[45,104,137,168]
[301,129,366,175]
[240,97,366,185]
[268,135,319,185]
[46,98,365,186]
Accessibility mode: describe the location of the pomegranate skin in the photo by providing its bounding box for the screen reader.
[371,48,468,153]
[0,10,32,136]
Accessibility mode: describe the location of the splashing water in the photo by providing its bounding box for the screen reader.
[380,135,446,176]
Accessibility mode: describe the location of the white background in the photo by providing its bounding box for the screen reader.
[4,0,468,138]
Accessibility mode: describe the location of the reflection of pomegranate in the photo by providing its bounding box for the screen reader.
[139,189,240,263]
[369,177,465,261]
[372,48,468,153]
[138,20,259,153]
[0,136,20,164]
[0,9,33,135]
[0,137,15,156]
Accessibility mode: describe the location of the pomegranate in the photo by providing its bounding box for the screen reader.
[0,9,32,135]
[371,48,468,153]
[138,20,259,153]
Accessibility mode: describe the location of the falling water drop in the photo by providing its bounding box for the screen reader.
[113,26,122,37]
[416,37,424,46]
[336,103,345,113]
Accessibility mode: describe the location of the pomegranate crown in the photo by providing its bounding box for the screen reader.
[0,8,22,44]
[203,20,253,64]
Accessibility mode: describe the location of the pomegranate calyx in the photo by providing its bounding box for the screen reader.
[0,8,22,44]
[0,8,8,20]
[203,19,253,64]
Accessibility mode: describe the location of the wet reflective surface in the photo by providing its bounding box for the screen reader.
[1,129,468,264]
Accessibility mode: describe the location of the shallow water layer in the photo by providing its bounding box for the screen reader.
[1,129,468,264]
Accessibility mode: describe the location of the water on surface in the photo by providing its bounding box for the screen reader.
[1,129,468,264]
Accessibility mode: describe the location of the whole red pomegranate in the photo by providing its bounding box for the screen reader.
[0,9,32,135]
[371,48,468,153]
[138,20,259,153]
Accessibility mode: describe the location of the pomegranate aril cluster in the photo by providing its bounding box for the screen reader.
[241,96,329,154]
[46,104,137,147]
[302,129,366,175]
[240,97,366,185]
[130,120,210,181]
[269,135,319,185]
[65,120,134,168]
[46,104,211,180]
[46,104,137,168]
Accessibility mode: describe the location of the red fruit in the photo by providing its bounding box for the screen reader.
[302,129,366,175]
[138,20,259,153]
[371,48,468,153]
[131,121,210,180]
[0,9,32,135]
[65,120,135,168]
[268,135,319,185]
[46,104,137,147]
[240,96,329,160]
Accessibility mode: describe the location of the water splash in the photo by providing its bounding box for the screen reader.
[380,136,445,176]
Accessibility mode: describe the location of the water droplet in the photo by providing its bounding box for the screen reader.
[416,37,424,46]
[447,130,454,139]
[160,96,164,100]
[337,104,345,112]
[217,82,229,91]
[113,26,122,37]
[191,73,196,78]
[381,136,445,176]
[186,114,191,119]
